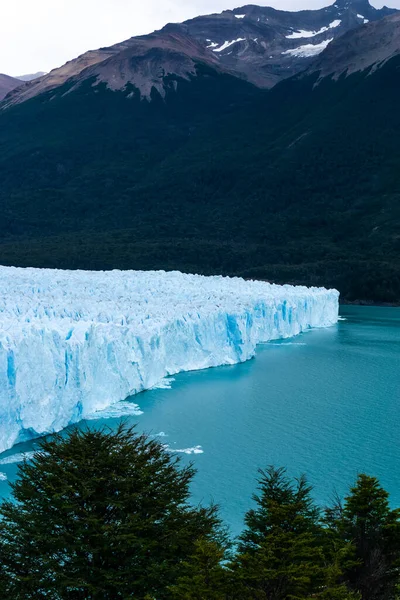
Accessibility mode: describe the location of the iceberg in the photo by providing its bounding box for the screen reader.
[0,267,339,453]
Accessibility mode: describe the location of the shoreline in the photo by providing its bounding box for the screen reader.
[340,300,400,308]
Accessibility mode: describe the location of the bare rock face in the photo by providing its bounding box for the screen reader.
[305,12,400,80]
[1,0,398,108]
[2,33,229,109]
[174,0,397,87]
[0,74,22,101]
[3,49,118,108]
[69,32,229,99]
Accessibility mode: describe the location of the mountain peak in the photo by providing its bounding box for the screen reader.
[334,0,371,7]
[332,0,397,17]
[2,0,399,108]
[306,11,400,79]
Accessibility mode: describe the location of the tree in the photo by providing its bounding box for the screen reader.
[232,467,358,600]
[168,537,230,600]
[232,466,330,599]
[0,425,223,599]
[330,474,400,600]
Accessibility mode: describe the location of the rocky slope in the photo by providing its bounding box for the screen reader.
[0,74,22,100]
[304,11,400,79]
[2,33,234,108]
[2,0,397,109]
[174,0,397,86]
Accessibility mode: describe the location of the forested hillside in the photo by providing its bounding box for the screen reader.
[0,48,399,302]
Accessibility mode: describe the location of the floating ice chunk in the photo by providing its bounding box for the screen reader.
[85,401,143,420]
[269,342,307,346]
[0,451,38,465]
[0,472,7,481]
[167,445,204,455]
[151,378,175,390]
[0,267,339,453]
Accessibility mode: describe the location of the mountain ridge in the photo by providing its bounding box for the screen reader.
[303,11,400,79]
[0,1,398,302]
[2,0,397,109]
[165,0,397,86]
[0,74,22,100]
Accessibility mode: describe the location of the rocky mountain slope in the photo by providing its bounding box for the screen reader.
[16,72,46,81]
[173,0,397,86]
[0,5,399,302]
[2,33,236,109]
[0,74,22,100]
[304,10,400,79]
[2,0,397,109]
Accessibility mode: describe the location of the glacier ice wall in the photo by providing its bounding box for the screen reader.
[0,267,339,453]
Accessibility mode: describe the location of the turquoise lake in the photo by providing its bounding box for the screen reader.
[0,305,399,537]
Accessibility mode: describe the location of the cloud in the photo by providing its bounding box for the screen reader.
[0,0,399,75]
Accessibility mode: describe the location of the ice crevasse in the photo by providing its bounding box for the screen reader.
[0,267,339,453]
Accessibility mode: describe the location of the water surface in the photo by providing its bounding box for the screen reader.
[1,306,399,536]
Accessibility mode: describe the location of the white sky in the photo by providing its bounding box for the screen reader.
[1,0,399,75]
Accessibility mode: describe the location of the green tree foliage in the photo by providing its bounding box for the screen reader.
[327,475,400,600]
[0,426,223,599]
[231,467,354,599]
[0,58,399,302]
[168,538,230,600]
[0,426,398,599]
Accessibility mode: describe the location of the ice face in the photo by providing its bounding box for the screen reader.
[0,267,339,453]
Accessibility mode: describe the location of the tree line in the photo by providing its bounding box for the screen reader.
[0,426,399,599]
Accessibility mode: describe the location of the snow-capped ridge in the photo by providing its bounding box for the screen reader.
[286,20,341,39]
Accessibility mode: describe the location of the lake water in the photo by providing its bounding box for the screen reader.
[0,306,399,537]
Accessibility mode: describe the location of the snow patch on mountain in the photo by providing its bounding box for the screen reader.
[282,38,333,58]
[213,38,246,52]
[286,20,341,39]
[0,267,339,454]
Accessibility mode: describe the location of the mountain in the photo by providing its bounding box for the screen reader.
[0,5,398,302]
[0,73,46,101]
[0,74,22,100]
[172,0,397,86]
[3,0,397,109]
[305,9,400,78]
[2,32,237,109]
[16,72,47,81]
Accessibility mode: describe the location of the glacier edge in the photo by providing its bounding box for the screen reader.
[0,268,339,454]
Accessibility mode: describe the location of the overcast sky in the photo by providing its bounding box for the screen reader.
[1,0,399,75]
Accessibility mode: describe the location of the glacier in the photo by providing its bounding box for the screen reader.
[0,267,339,454]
